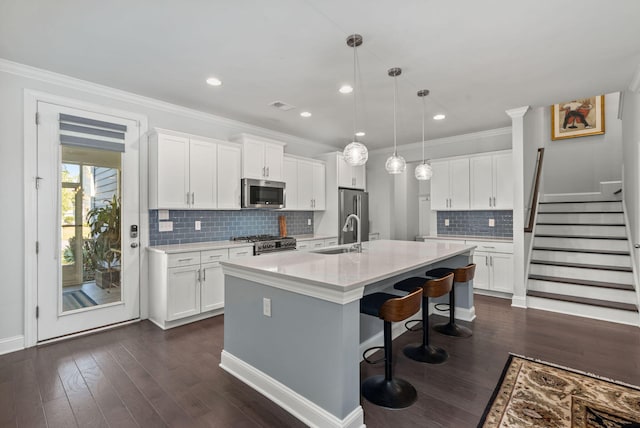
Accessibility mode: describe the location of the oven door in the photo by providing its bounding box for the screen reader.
[242,179,286,209]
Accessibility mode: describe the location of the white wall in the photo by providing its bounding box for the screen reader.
[542,92,622,195]
[621,89,640,277]
[0,62,338,347]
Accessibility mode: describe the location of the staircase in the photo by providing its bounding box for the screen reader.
[527,198,640,325]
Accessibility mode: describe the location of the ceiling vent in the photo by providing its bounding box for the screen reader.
[269,100,296,111]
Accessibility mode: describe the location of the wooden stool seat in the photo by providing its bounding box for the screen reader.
[425,264,476,338]
[359,288,422,409]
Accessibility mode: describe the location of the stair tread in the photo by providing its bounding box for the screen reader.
[535,234,627,240]
[530,259,632,272]
[532,247,630,256]
[527,290,638,312]
[528,274,635,291]
[536,223,625,226]
[539,200,621,204]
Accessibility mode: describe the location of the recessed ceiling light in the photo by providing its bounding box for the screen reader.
[339,85,353,94]
[355,131,366,137]
[300,111,312,118]
[433,114,446,120]
[206,77,222,86]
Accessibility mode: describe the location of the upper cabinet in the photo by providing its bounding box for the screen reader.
[337,154,366,189]
[283,155,326,211]
[470,152,513,210]
[149,130,241,210]
[231,134,285,181]
[430,158,470,210]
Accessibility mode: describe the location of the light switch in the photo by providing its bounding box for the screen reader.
[158,210,169,220]
[489,219,495,227]
[159,221,173,232]
[195,220,201,231]
[263,298,272,317]
[444,219,450,226]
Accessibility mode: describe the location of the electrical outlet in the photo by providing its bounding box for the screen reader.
[158,209,169,220]
[444,219,450,226]
[489,219,495,227]
[158,221,173,232]
[263,298,272,317]
[195,220,201,231]
[307,218,311,226]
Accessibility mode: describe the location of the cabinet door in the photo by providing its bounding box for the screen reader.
[242,139,265,179]
[493,153,513,209]
[353,164,366,189]
[470,155,493,210]
[490,253,514,293]
[471,252,491,290]
[297,160,314,210]
[217,144,242,209]
[337,154,353,188]
[430,161,450,210]
[283,157,298,210]
[201,262,225,312]
[156,134,190,209]
[189,139,217,209]
[312,162,326,210]
[264,142,284,181]
[449,158,470,210]
[167,266,201,321]
[310,239,325,250]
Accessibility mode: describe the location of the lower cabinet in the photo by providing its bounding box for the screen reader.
[149,245,253,329]
[466,241,514,294]
[296,237,338,250]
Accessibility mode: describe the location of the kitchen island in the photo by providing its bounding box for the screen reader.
[220,239,475,428]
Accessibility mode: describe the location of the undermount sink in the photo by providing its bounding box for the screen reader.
[311,247,354,255]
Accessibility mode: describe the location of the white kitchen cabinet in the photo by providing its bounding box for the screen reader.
[470,152,513,210]
[337,154,366,189]
[216,144,242,209]
[149,133,190,209]
[368,233,380,241]
[467,241,514,294]
[324,237,339,246]
[297,238,325,251]
[167,265,201,321]
[284,156,326,211]
[430,158,469,210]
[283,157,298,209]
[312,162,326,210]
[233,134,285,181]
[189,139,217,209]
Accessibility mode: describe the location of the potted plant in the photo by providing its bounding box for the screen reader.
[86,195,121,289]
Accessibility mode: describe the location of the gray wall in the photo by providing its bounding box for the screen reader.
[622,89,640,272]
[0,67,338,345]
[541,92,622,194]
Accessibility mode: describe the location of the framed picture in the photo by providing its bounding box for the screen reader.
[551,95,605,140]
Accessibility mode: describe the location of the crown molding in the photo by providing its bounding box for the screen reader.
[628,64,640,93]
[367,126,512,155]
[0,58,338,151]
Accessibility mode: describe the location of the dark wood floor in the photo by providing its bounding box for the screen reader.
[1,295,639,428]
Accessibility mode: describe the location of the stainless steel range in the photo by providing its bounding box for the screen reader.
[231,235,297,255]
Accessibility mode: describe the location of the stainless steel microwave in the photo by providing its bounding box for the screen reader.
[241,178,286,209]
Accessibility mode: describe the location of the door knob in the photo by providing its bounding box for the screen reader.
[635,244,640,248]
[131,242,139,248]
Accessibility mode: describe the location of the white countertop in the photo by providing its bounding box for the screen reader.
[292,234,338,241]
[221,239,474,295]
[416,235,513,243]
[147,240,254,254]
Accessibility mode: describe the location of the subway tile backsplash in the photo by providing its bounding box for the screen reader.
[149,210,314,246]
[437,210,513,238]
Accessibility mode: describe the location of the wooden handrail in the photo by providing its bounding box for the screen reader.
[525,148,545,233]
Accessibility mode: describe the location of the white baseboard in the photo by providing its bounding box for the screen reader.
[220,351,364,428]
[0,335,25,355]
[149,309,224,330]
[511,295,528,308]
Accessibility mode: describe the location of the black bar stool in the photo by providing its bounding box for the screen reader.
[360,288,423,409]
[394,273,454,364]
[425,264,476,338]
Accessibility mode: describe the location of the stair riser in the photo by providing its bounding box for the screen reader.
[537,213,624,224]
[534,236,629,252]
[527,279,636,302]
[529,264,633,284]
[538,202,622,213]
[535,224,626,237]
[531,250,631,267]
[527,296,639,325]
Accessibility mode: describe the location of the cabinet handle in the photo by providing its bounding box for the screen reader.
[490,256,493,266]
[235,251,249,256]
[192,192,195,205]
[202,268,206,281]
[352,177,355,186]
[489,197,492,207]
[186,192,190,205]
[178,258,194,262]
[485,256,488,266]
[493,196,496,206]
[197,269,201,282]
[266,166,270,177]
[481,246,495,249]
[208,254,221,259]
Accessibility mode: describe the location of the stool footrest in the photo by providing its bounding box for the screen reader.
[404,319,422,332]
[362,346,385,365]
[434,303,450,312]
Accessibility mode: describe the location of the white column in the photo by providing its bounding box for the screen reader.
[506,106,530,308]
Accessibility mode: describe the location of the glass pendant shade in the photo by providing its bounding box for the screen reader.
[385,153,406,174]
[343,141,368,166]
[414,162,433,180]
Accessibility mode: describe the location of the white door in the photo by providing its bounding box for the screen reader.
[36,102,140,341]
[189,139,217,209]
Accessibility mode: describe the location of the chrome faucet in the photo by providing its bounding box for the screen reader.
[342,213,362,253]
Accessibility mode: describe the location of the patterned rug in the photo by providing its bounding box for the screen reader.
[62,289,98,311]
[479,355,640,427]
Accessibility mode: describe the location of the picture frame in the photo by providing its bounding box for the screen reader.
[551,95,605,140]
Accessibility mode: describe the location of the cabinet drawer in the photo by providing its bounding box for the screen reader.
[324,238,338,247]
[311,239,325,249]
[465,240,513,253]
[167,252,201,268]
[297,241,310,250]
[201,249,229,263]
[229,246,253,258]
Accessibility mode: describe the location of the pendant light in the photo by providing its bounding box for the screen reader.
[385,67,406,174]
[342,34,368,166]
[415,89,433,180]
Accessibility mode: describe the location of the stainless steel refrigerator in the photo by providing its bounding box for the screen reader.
[339,188,369,244]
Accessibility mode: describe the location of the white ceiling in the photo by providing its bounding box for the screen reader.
[2,1,640,150]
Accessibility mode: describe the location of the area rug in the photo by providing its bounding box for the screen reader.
[62,289,98,311]
[478,354,640,427]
